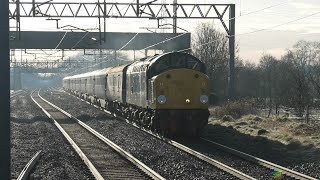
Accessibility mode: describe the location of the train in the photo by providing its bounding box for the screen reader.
[63,52,210,136]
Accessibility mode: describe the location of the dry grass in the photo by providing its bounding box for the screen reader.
[209,113,320,149]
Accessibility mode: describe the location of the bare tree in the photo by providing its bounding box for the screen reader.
[283,48,312,117]
[300,41,320,97]
[192,23,229,99]
[235,60,260,98]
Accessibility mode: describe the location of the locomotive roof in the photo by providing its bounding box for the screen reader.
[127,52,206,75]
[64,52,204,79]
[108,64,130,73]
[92,67,113,76]
[130,52,203,65]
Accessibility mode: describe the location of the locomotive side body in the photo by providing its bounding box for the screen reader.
[85,72,95,96]
[105,65,129,103]
[93,68,111,100]
[126,61,150,108]
[63,76,71,90]
[74,74,81,95]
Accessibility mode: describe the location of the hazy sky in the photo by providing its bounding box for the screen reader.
[10,0,320,64]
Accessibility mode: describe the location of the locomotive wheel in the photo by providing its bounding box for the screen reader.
[150,117,155,131]
[104,102,109,111]
[145,116,151,128]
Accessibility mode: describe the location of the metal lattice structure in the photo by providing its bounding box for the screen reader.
[9,2,229,18]
[9,2,233,34]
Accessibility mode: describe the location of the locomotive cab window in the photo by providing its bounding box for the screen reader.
[150,53,205,77]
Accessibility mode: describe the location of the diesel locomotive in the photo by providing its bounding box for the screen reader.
[63,52,210,136]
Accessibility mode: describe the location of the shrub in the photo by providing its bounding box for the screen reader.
[214,101,251,119]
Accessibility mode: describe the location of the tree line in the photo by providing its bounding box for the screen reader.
[192,23,320,117]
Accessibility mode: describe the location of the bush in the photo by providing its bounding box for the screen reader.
[257,129,268,135]
[214,101,251,119]
[221,115,234,122]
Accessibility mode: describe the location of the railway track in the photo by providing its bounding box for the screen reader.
[53,89,256,179]
[17,151,42,180]
[11,90,24,98]
[55,88,318,180]
[30,89,164,180]
[126,117,317,180]
[198,138,318,180]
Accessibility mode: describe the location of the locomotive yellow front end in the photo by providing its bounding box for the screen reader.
[150,69,210,136]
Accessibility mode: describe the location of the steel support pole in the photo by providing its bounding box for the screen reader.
[228,4,235,100]
[173,0,177,34]
[0,0,10,178]
[16,0,21,40]
[98,0,102,45]
[100,49,102,68]
[103,0,106,42]
[136,0,139,16]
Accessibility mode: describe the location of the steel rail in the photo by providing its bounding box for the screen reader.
[17,150,42,180]
[30,89,104,180]
[200,138,318,180]
[35,89,165,180]
[63,90,255,180]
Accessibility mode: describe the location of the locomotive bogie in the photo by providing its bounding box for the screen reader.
[155,109,209,136]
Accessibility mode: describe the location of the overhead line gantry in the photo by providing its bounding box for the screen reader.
[9,0,236,99]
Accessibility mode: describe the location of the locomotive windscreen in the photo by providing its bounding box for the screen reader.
[149,52,205,76]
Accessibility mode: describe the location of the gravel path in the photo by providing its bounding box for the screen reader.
[11,91,94,179]
[41,89,237,180]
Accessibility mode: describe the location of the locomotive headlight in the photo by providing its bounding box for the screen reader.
[200,95,209,104]
[157,95,166,104]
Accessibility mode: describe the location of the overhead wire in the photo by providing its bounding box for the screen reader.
[230,1,287,20]
[174,11,320,53]
[50,0,136,62]
[178,1,287,24]
[138,1,318,55]
[70,0,136,49]
[137,1,288,54]
[118,32,140,51]
[54,0,86,50]
[65,0,137,74]
[35,0,88,62]
[238,11,320,36]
